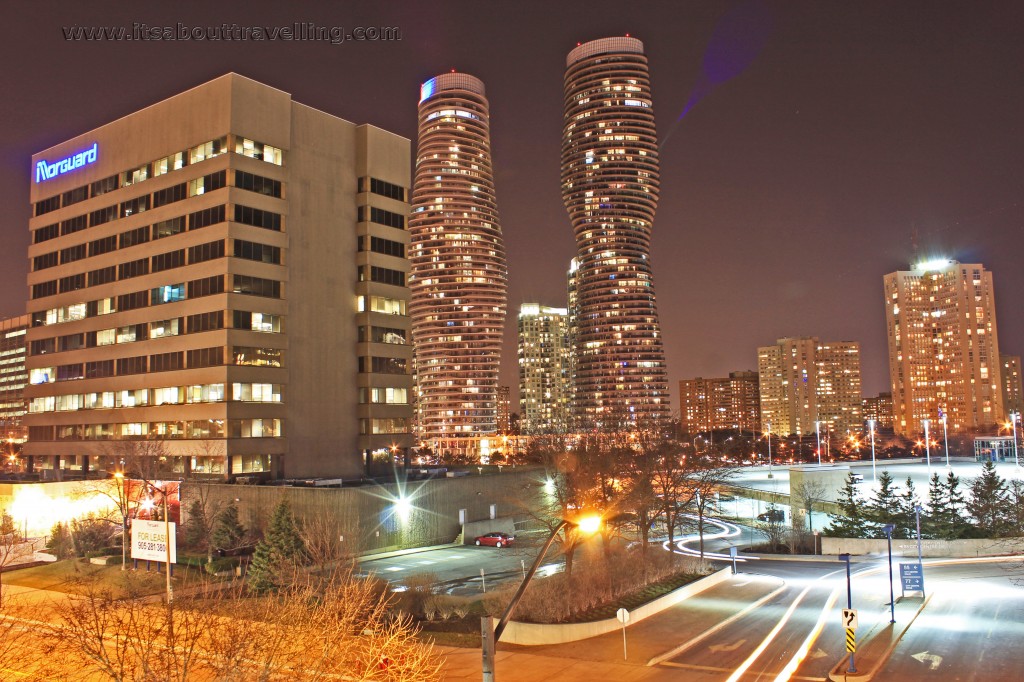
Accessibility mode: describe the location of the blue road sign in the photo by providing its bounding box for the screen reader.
[900,562,925,595]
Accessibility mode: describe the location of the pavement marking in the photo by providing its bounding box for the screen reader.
[647,580,787,666]
[657,661,820,681]
[773,584,841,681]
[418,560,436,565]
[385,566,403,572]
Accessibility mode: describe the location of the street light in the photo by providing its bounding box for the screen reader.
[815,420,822,466]
[113,472,129,571]
[1010,412,1020,469]
[482,514,602,681]
[838,553,856,674]
[923,419,931,476]
[766,422,773,479]
[882,524,895,624]
[942,415,950,469]
[868,419,877,482]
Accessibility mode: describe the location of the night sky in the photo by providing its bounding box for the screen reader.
[3,1,1022,410]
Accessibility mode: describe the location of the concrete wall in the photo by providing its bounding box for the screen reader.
[821,536,1024,558]
[181,468,545,555]
[500,568,733,646]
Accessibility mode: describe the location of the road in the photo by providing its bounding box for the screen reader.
[358,543,539,595]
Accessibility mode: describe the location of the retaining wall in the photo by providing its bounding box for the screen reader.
[821,536,1024,558]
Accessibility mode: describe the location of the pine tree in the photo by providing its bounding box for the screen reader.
[247,501,307,592]
[867,471,898,537]
[184,500,210,552]
[966,461,1010,537]
[212,502,246,553]
[924,473,946,538]
[824,473,870,538]
[895,476,919,540]
[942,470,969,539]
[46,522,73,559]
[1009,480,1024,536]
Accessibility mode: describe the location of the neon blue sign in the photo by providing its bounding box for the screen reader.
[35,143,98,183]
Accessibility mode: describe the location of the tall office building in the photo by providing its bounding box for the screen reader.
[561,37,670,428]
[757,337,862,437]
[1001,355,1022,418]
[24,74,412,480]
[862,392,894,430]
[496,386,512,434]
[0,315,30,443]
[884,259,1004,435]
[409,73,507,458]
[679,371,760,436]
[518,304,571,434]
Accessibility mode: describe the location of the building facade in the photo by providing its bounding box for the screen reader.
[884,260,1004,435]
[518,304,571,434]
[561,37,670,428]
[409,73,508,458]
[496,386,512,434]
[861,392,894,431]
[24,74,413,480]
[0,315,30,444]
[1001,355,1022,418]
[679,371,760,436]
[757,337,862,437]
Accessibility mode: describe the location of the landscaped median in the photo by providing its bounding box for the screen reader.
[499,567,733,645]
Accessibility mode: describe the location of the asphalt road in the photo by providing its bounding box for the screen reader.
[358,543,539,595]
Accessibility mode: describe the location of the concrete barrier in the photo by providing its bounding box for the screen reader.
[500,567,733,646]
[821,536,1024,558]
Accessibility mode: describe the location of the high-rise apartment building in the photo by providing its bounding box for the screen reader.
[496,386,511,434]
[862,392,894,430]
[24,74,412,480]
[409,73,507,458]
[0,315,30,443]
[757,337,862,437]
[884,259,1004,434]
[518,304,571,434]
[679,371,760,436]
[561,37,670,428]
[1001,355,1022,418]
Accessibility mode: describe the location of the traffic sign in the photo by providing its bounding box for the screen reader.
[845,628,856,653]
[842,608,858,630]
[900,562,925,595]
[616,608,630,624]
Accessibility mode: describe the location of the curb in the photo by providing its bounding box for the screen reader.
[358,542,462,563]
[828,593,932,681]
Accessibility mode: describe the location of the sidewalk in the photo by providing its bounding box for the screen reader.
[434,572,784,681]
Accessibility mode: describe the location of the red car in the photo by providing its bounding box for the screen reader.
[474,532,515,548]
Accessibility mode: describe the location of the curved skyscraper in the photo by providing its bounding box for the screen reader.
[410,73,507,456]
[562,37,670,428]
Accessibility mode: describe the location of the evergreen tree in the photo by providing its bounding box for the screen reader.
[823,473,870,538]
[924,473,945,538]
[895,476,919,540]
[247,501,307,592]
[942,470,969,539]
[212,502,246,552]
[966,461,1010,537]
[184,500,210,550]
[867,471,899,537]
[46,522,73,559]
[1009,480,1024,536]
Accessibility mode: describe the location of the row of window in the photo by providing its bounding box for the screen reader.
[358,265,406,287]
[358,356,408,375]
[28,417,281,441]
[29,345,282,384]
[34,136,282,217]
[357,206,406,230]
[358,235,405,258]
[29,382,281,413]
[358,177,406,202]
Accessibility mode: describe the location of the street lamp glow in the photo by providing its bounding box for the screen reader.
[394,495,412,523]
[576,515,602,535]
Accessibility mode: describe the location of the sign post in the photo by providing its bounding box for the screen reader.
[729,545,738,574]
[130,519,177,565]
[900,563,925,597]
[838,554,856,674]
[616,608,630,660]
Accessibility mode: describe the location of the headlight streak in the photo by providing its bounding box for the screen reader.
[666,516,758,562]
[726,568,844,682]
[773,585,841,681]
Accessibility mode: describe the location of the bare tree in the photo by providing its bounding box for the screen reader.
[298,515,349,572]
[685,456,738,560]
[0,510,33,608]
[791,478,829,532]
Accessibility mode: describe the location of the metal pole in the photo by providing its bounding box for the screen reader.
[839,553,855,674]
[493,519,568,641]
[869,420,876,482]
[767,423,773,479]
[163,486,173,604]
[943,417,950,469]
[924,419,931,475]
[884,525,895,624]
[815,421,822,466]
[914,502,924,599]
[1012,412,1020,468]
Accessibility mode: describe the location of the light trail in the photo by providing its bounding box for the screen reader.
[774,584,841,681]
[667,516,758,562]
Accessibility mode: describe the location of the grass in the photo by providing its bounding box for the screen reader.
[4,558,213,597]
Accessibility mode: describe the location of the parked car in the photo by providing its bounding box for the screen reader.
[474,532,515,548]
[757,509,785,523]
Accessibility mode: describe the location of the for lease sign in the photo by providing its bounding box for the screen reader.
[131,519,177,563]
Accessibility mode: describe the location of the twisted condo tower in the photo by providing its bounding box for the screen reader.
[410,73,508,456]
[562,37,670,428]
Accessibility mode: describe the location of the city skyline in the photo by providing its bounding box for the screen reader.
[2,2,1022,411]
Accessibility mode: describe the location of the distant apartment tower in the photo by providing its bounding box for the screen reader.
[884,260,1004,434]
[24,74,413,480]
[679,371,760,436]
[496,386,511,434]
[757,337,862,437]
[862,392,894,430]
[561,37,670,428]
[409,73,508,458]
[1002,355,1022,417]
[518,304,571,434]
[0,315,30,442]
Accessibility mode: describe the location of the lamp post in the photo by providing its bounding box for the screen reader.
[882,524,895,624]
[113,472,128,571]
[483,514,601,681]
[838,553,856,674]
[868,419,876,482]
[1011,412,1020,469]
[923,419,931,476]
[766,422,773,479]
[942,416,950,469]
[815,420,822,466]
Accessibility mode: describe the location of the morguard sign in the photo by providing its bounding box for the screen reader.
[131,519,177,563]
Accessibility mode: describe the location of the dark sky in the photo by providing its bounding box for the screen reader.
[3,1,1023,410]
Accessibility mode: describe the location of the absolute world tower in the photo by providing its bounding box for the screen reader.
[409,73,508,457]
[562,37,670,428]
